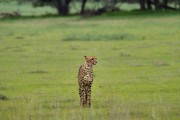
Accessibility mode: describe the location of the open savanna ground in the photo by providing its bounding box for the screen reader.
[0,11,180,120]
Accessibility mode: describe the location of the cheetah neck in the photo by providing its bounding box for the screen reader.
[84,62,93,69]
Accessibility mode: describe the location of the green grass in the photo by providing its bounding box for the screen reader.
[0,5,180,120]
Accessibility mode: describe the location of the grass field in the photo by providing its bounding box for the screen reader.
[0,2,180,120]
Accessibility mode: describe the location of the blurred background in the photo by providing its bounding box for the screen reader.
[0,0,179,17]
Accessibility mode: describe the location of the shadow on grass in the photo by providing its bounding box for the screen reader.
[29,70,49,74]
[0,94,8,100]
[103,9,180,17]
[0,13,78,21]
[62,33,135,41]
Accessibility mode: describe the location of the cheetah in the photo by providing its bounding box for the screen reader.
[78,56,97,107]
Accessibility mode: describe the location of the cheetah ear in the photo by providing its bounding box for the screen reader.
[84,56,87,59]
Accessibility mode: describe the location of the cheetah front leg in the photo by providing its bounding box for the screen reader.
[83,75,92,107]
[86,86,92,107]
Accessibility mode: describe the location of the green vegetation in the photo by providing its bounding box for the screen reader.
[0,2,180,120]
[0,1,56,16]
[0,1,140,16]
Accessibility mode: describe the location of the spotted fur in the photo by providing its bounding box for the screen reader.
[78,56,97,107]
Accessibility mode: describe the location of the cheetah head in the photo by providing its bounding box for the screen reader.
[84,56,97,65]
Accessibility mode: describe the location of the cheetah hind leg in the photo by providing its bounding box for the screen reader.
[86,86,91,107]
[79,87,87,107]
